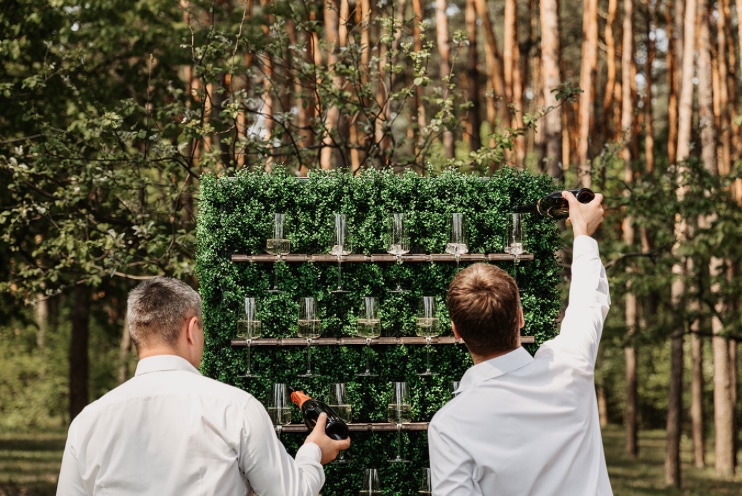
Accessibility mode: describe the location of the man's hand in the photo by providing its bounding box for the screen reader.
[563,190,604,238]
[304,413,351,465]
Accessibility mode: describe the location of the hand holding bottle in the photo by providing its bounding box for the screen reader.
[304,413,352,464]
[562,190,604,237]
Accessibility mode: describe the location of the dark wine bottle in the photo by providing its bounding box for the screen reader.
[288,386,350,441]
[513,188,595,220]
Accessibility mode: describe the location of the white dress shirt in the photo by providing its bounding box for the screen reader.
[57,355,324,496]
[428,236,612,495]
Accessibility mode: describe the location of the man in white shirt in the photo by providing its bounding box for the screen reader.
[57,277,350,496]
[428,191,612,495]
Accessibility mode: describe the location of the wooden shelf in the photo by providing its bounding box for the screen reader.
[231,335,535,346]
[277,422,430,433]
[231,253,534,263]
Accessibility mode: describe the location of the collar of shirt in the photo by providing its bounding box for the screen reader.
[134,354,201,377]
[458,347,533,393]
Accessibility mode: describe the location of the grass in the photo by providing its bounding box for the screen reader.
[1,426,740,495]
[603,425,742,495]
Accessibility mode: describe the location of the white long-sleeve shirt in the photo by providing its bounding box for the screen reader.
[428,235,612,495]
[57,355,324,496]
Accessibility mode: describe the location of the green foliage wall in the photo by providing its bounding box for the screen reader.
[196,167,562,495]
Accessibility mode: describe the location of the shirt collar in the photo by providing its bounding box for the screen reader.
[134,355,202,376]
[459,347,533,391]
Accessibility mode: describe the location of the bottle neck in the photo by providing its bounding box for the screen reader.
[290,389,312,409]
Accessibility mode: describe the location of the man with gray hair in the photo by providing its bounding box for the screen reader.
[57,277,349,495]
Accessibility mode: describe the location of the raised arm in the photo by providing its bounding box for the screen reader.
[538,191,609,366]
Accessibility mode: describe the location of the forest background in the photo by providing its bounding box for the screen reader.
[0,0,741,491]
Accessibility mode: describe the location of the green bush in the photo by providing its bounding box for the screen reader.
[196,167,562,494]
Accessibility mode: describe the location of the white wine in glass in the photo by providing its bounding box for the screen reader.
[297,296,322,377]
[446,212,468,268]
[416,296,441,376]
[268,383,292,436]
[387,381,411,463]
[356,296,381,377]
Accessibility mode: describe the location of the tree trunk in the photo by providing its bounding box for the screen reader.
[319,0,340,170]
[504,0,524,166]
[434,0,454,159]
[643,0,656,173]
[577,0,598,186]
[666,0,697,486]
[464,0,482,152]
[665,0,680,166]
[69,285,91,421]
[602,0,618,144]
[538,0,563,183]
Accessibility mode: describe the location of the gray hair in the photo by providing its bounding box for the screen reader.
[127,277,202,349]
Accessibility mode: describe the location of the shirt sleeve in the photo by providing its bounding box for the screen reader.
[239,397,324,496]
[56,427,88,496]
[538,235,610,367]
[428,415,482,496]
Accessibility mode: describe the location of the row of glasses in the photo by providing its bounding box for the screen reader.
[359,467,432,495]
[264,212,481,292]
[236,295,443,377]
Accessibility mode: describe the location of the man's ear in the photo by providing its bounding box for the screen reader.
[185,316,200,345]
[518,306,525,329]
[451,322,462,340]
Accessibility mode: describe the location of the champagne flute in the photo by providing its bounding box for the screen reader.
[358,468,382,495]
[330,213,351,294]
[267,383,292,436]
[419,467,433,495]
[416,296,441,376]
[387,213,410,292]
[328,383,352,464]
[356,296,381,377]
[236,297,261,378]
[504,212,524,282]
[387,381,411,463]
[297,296,322,377]
[446,212,468,269]
[266,213,290,293]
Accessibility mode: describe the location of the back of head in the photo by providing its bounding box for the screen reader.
[446,263,520,356]
[127,277,202,351]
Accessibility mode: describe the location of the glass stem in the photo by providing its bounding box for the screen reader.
[425,342,432,373]
[246,340,252,374]
[396,423,403,460]
[365,341,372,373]
[306,339,312,374]
[395,256,402,290]
[272,257,281,291]
[336,257,342,290]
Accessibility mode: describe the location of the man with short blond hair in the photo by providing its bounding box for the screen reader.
[429,191,613,495]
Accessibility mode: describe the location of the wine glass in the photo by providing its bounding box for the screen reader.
[504,212,524,282]
[330,213,351,294]
[267,383,292,436]
[358,468,381,495]
[419,467,433,495]
[416,296,441,376]
[297,296,322,377]
[387,381,411,463]
[266,213,290,293]
[387,213,410,292]
[356,296,381,377]
[236,297,261,378]
[328,383,352,464]
[445,212,468,268]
